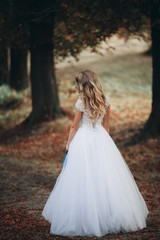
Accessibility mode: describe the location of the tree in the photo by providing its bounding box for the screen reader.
[0,0,62,124]
[0,1,10,86]
[0,0,29,90]
[25,18,61,124]
[10,48,28,90]
[23,1,62,124]
[141,1,160,137]
[0,49,9,85]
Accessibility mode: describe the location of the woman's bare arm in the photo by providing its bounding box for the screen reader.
[66,109,82,150]
[103,104,110,134]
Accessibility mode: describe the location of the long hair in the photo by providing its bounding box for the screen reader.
[75,69,106,120]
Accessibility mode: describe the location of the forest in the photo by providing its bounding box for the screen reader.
[0,0,160,239]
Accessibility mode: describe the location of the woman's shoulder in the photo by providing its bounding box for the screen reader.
[75,97,84,112]
[105,94,110,107]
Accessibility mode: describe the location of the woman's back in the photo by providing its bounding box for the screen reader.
[75,95,110,129]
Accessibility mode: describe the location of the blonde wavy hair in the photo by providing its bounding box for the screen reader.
[75,70,106,121]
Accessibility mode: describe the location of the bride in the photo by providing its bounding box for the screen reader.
[42,69,149,237]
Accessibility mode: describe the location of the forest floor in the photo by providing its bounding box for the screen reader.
[0,36,160,240]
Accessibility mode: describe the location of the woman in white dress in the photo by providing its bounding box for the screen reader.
[42,69,149,237]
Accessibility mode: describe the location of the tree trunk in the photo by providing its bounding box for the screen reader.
[25,18,61,125]
[0,49,9,85]
[10,48,28,90]
[141,1,160,137]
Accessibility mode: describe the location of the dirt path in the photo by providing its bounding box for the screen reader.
[0,36,160,239]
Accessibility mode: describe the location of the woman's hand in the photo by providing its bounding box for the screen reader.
[66,143,69,151]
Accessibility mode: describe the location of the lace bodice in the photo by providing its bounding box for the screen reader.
[75,95,110,129]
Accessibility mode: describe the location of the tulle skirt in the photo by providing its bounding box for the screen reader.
[42,126,149,237]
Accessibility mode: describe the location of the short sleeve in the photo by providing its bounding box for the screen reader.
[105,95,110,107]
[75,98,84,112]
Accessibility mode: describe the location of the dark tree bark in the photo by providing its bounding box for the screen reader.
[25,18,61,125]
[10,48,28,90]
[0,49,9,85]
[141,1,160,137]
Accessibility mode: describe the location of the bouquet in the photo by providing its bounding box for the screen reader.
[62,149,68,166]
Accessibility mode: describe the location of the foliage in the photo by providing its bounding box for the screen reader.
[0,0,151,57]
[54,0,151,58]
[0,1,29,50]
[0,84,22,108]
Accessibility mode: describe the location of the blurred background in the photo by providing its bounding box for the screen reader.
[0,1,159,239]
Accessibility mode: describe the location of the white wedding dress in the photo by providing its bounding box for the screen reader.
[42,95,149,237]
